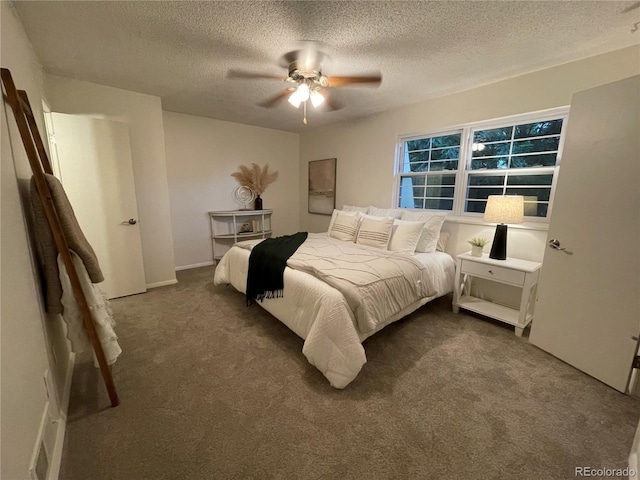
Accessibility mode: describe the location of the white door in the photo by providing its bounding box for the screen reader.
[49,113,146,299]
[529,76,640,392]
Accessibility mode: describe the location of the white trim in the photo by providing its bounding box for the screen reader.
[29,402,49,480]
[175,261,214,272]
[47,353,75,480]
[146,279,178,289]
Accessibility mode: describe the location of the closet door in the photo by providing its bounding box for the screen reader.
[529,76,640,392]
[49,113,146,299]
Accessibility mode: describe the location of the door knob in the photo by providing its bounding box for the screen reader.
[127,218,137,225]
[548,239,566,250]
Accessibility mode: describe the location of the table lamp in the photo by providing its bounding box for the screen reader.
[484,195,524,260]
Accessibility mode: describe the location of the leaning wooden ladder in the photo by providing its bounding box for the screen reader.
[1,68,119,407]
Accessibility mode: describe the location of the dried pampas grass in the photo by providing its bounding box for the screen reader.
[231,163,279,195]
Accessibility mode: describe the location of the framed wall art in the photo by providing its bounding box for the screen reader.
[308,158,336,215]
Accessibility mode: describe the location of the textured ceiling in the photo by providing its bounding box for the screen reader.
[13,1,640,133]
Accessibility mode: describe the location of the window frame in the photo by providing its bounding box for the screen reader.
[396,127,463,211]
[394,107,570,226]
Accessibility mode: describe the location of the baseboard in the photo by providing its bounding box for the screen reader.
[47,352,75,480]
[29,353,75,480]
[146,279,178,289]
[175,261,214,272]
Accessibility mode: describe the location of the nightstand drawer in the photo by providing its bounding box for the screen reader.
[461,260,525,285]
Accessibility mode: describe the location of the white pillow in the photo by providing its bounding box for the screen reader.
[401,211,447,253]
[342,204,369,213]
[367,206,404,219]
[356,215,394,249]
[388,219,426,254]
[436,231,450,253]
[329,211,362,242]
[327,209,362,234]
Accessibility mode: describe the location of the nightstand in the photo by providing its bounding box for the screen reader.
[453,253,542,336]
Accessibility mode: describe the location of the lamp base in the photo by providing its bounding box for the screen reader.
[489,224,508,260]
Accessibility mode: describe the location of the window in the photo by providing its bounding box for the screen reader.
[399,131,461,210]
[396,109,568,222]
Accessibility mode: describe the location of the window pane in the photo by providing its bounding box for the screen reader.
[408,163,428,172]
[506,187,551,202]
[467,187,504,199]
[400,185,425,198]
[510,153,558,168]
[398,197,424,209]
[400,176,426,186]
[474,126,513,143]
[425,187,454,198]
[431,134,461,148]
[408,151,429,163]
[406,139,430,151]
[514,119,563,139]
[507,174,553,186]
[431,147,459,160]
[396,173,457,211]
[523,202,549,217]
[428,174,456,185]
[430,160,458,171]
[425,199,453,210]
[470,157,509,170]
[465,200,487,213]
[512,137,560,154]
[469,175,505,186]
[472,142,510,158]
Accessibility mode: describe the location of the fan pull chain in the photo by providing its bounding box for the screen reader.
[303,101,307,125]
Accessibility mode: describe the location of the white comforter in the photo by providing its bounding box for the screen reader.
[213,234,455,388]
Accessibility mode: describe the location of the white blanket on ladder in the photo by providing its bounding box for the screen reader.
[58,251,122,366]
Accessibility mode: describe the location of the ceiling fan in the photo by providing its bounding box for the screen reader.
[228,44,382,125]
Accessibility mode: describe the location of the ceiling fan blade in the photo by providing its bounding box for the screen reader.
[622,1,640,13]
[320,89,342,112]
[227,69,287,81]
[326,74,382,88]
[258,89,293,108]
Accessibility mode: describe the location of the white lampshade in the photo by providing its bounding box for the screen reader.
[484,195,524,224]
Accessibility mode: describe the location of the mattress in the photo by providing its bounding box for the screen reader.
[213,235,455,388]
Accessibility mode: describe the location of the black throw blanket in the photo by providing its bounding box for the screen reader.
[246,232,308,305]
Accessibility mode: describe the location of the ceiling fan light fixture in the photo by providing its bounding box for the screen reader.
[288,90,302,108]
[296,82,310,102]
[310,90,325,107]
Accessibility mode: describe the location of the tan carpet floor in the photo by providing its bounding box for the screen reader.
[59,266,640,480]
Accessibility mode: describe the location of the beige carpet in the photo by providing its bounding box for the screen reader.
[59,266,640,480]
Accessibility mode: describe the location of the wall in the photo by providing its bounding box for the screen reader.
[1,2,70,478]
[163,112,300,269]
[45,75,177,288]
[299,45,640,262]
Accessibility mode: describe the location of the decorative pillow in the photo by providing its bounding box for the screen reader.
[329,211,362,242]
[388,219,426,254]
[401,211,447,253]
[355,215,394,249]
[342,204,369,213]
[436,231,450,253]
[327,209,362,235]
[367,206,404,219]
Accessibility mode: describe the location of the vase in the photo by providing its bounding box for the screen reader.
[471,245,483,257]
[254,194,263,210]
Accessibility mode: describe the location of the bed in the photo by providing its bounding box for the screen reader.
[213,232,455,388]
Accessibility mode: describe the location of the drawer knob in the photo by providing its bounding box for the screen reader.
[488,269,493,274]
